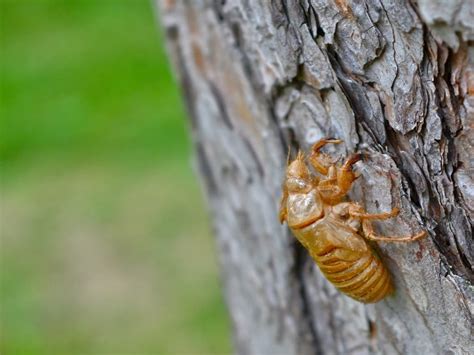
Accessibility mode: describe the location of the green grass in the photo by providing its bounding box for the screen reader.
[1,0,189,164]
[0,1,231,354]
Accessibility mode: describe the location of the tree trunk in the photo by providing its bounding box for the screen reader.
[158,1,473,354]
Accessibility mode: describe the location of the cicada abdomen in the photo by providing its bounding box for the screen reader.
[294,217,393,303]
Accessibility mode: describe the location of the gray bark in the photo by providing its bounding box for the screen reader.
[158,1,473,354]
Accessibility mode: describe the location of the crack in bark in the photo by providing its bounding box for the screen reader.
[209,81,235,130]
[378,0,400,94]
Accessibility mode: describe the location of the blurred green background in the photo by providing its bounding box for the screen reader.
[0,0,231,354]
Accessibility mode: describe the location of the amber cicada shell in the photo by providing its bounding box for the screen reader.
[279,139,426,303]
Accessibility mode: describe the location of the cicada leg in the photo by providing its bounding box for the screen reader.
[362,219,427,243]
[336,153,361,194]
[317,184,344,201]
[348,204,426,242]
[315,153,361,203]
[312,138,343,152]
[318,166,338,186]
[349,207,400,220]
[308,138,342,176]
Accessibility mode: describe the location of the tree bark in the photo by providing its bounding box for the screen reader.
[158,1,473,354]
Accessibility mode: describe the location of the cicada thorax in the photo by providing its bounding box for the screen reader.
[292,216,394,303]
[286,189,324,229]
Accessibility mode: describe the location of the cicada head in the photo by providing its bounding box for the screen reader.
[285,151,313,193]
[281,151,324,228]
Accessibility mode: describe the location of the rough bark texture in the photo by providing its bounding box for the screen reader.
[158,1,473,354]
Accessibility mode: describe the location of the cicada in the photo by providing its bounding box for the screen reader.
[279,139,427,303]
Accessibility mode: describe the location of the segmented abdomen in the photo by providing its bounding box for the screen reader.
[313,247,393,303]
[293,220,394,303]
